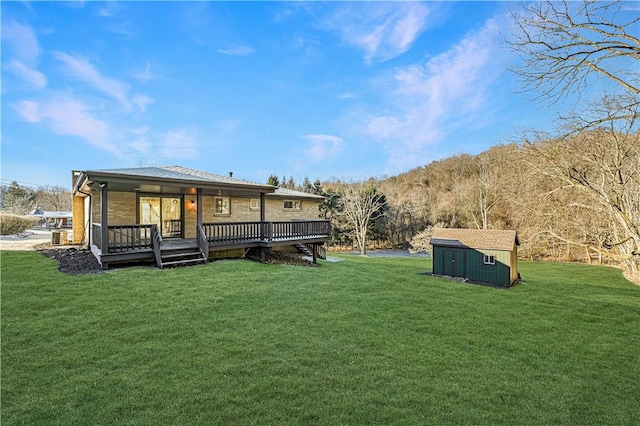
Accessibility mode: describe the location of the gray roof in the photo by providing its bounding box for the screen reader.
[84,166,269,187]
[271,187,325,200]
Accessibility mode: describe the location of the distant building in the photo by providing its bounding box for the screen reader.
[430,228,520,287]
[29,206,72,229]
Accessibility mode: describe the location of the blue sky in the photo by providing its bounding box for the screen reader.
[1,1,559,189]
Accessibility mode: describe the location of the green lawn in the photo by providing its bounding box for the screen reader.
[2,251,639,425]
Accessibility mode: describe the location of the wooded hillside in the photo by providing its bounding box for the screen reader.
[350,126,639,275]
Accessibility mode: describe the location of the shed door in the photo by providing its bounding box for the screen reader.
[443,249,466,278]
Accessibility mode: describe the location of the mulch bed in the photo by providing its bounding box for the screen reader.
[39,247,316,275]
[40,247,103,275]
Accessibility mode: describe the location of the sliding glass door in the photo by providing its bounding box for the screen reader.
[139,196,182,238]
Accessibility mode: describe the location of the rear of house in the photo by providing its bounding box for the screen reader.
[71,166,330,268]
[430,228,520,287]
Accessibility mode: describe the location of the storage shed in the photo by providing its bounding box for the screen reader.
[430,228,520,287]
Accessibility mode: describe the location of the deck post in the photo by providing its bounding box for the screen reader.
[100,182,108,254]
[260,192,266,239]
[196,188,203,228]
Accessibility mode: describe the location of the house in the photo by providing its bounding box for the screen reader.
[430,228,520,287]
[71,166,330,269]
[29,206,73,229]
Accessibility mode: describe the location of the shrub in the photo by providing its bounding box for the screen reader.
[409,227,433,254]
[0,214,39,235]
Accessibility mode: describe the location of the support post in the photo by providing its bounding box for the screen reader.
[100,182,108,254]
[260,192,266,240]
[196,188,203,228]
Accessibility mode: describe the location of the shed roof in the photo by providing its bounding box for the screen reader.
[430,228,519,251]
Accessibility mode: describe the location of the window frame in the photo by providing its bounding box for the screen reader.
[214,196,231,216]
[283,200,301,210]
[483,254,496,265]
[249,198,260,210]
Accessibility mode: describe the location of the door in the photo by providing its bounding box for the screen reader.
[443,249,466,277]
[139,196,182,238]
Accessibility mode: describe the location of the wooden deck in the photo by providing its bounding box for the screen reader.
[90,220,330,268]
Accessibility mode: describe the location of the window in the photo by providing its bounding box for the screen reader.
[284,200,301,210]
[214,197,230,215]
[250,198,260,210]
[483,254,496,265]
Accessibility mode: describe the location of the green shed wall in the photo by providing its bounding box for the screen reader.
[432,246,515,287]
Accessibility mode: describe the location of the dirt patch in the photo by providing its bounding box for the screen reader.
[244,248,319,267]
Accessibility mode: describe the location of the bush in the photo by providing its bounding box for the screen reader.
[409,226,434,255]
[0,214,39,235]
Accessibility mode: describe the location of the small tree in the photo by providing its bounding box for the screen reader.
[337,181,387,255]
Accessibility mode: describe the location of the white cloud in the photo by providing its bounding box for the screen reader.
[323,3,432,64]
[12,96,118,154]
[133,62,156,83]
[52,51,149,113]
[217,45,255,56]
[159,129,198,159]
[4,60,47,89]
[132,94,153,113]
[302,134,344,162]
[2,21,41,65]
[52,51,130,105]
[361,17,505,171]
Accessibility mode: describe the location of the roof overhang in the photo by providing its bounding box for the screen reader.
[73,168,276,198]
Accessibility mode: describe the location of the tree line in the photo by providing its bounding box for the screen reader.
[0,182,72,215]
[288,1,640,276]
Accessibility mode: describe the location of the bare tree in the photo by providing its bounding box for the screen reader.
[522,98,640,273]
[337,181,387,256]
[35,185,72,211]
[508,0,640,104]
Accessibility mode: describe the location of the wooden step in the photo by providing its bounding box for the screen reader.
[161,257,205,267]
[294,244,313,256]
[160,250,206,268]
[162,251,203,260]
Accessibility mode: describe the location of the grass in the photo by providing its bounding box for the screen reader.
[1,251,639,425]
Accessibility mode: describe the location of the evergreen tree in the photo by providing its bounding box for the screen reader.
[301,176,313,193]
[286,177,296,189]
[266,174,280,187]
[312,179,323,195]
[3,181,36,214]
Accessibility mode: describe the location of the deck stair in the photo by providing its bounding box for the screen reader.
[294,243,314,257]
[159,247,207,269]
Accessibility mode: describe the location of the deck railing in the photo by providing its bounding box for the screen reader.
[92,223,102,251]
[203,220,330,245]
[203,221,263,245]
[95,220,330,253]
[93,223,154,253]
[270,220,331,241]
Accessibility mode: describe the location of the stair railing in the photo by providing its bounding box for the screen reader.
[151,224,163,269]
[197,224,209,262]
